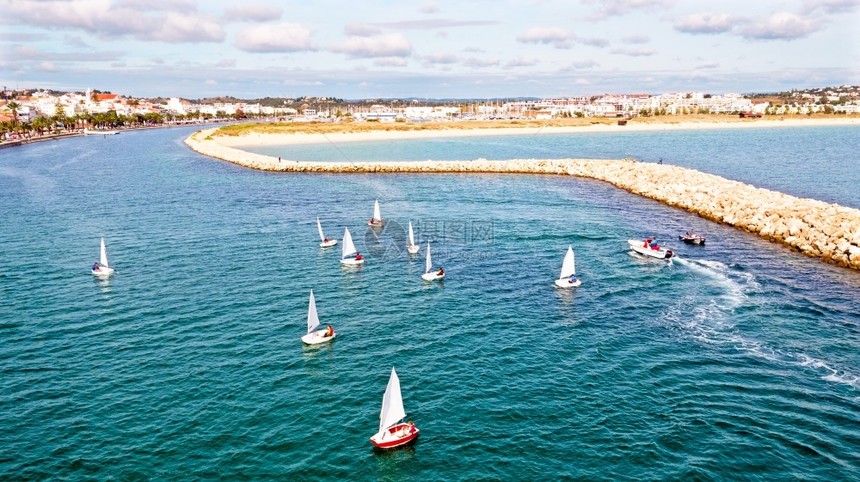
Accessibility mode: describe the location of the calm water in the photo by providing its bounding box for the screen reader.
[1,126,858,480]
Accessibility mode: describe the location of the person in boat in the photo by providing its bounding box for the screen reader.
[355,253,362,261]
[437,267,444,276]
[323,237,329,243]
[644,238,653,248]
[569,275,577,283]
[407,420,416,435]
[92,261,100,271]
[324,325,333,337]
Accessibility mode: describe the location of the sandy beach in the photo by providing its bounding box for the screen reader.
[214,116,859,147]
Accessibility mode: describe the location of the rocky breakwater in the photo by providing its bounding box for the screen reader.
[185,129,860,270]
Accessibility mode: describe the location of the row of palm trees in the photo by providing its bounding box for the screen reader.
[0,107,250,141]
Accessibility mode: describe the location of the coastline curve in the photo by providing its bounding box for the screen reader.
[185,127,860,270]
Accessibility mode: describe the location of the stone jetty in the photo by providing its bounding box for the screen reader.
[185,128,860,270]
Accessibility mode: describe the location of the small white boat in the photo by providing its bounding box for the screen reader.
[628,238,674,259]
[370,367,419,449]
[555,245,581,288]
[406,220,419,254]
[301,290,335,345]
[421,242,444,281]
[678,229,706,245]
[368,200,385,227]
[91,237,115,277]
[317,217,338,248]
[340,227,365,265]
[83,128,118,136]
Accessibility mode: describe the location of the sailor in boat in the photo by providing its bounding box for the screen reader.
[437,267,444,276]
[323,237,330,243]
[323,325,334,338]
[649,239,660,250]
[355,253,363,261]
[92,261,100,272]
[568,274,578,284]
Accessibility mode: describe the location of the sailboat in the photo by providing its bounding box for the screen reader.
[301,290,335,345]
[369,367,419,449]
[91,237,115,277]
[406,220,419,254]
[317,217,338,248]
[421,241,444,281]
[340,227,365,265]
[368,200,384,227]
[554,245,581,288]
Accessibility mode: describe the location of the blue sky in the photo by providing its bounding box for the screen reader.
[1,0,858,99]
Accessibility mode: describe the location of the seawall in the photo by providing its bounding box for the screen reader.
[185,128,860,270]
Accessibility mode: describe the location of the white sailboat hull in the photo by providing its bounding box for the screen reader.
[422,272,444,281]
[341,257,365,265]
[302,329,336,345]
[320,239,338,248]
[406,244,419,254]
[555,277,581,288]
[92,266,114,277]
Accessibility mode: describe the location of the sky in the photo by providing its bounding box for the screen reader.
[1,0,859,99]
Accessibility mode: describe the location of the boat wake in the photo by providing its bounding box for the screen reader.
[665,258,859,390]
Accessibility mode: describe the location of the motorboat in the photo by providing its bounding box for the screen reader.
[628,238,674,259]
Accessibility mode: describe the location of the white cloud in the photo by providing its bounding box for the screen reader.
[223,4,282,22]
[344,21,381,37]
[674,12,743,34]
[611,47,656,57]
[424,51,459,64]
[517,27,571,44]
[622,34,650,44]
[696,61,720,69]
[582,0,673,19]
[205,79,217,85]
[330,33,411,58]
[2,1,226,43]
[738,12,822,40]
[419,1,439,14]
[235,23,316,52]
[38,61,59,71]
[506,57,539,67]
[462,57,500,68]
[375,57,408,67]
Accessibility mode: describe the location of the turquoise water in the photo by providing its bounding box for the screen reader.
[1,126,858,480]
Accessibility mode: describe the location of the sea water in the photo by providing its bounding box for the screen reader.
[0,125,858,479]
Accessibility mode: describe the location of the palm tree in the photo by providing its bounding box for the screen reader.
[5,100,20,125]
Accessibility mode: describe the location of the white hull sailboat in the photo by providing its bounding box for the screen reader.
[317,217,338,248]
[628,239,674,260]
[555,245,581,288]
[370,367,419,449]
[406,220,419,254]
[91,237,115,277]
[368,199,384,227]
[340,227,365,265]
[301,290,335,345]
[421,241,444,281]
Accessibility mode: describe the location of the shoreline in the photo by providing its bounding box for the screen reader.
[185,124,860,271]
[215,117,859,147]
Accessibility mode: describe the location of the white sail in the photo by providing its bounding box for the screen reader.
[307,290,320,334]
[342,228,357,258]
[559,245,576,279]
[379,367,407,432]
[317,217,326,242]
[373,200,382,222]
[408,221,415,245]
[99,237,109,268]
[425,242,432,273]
